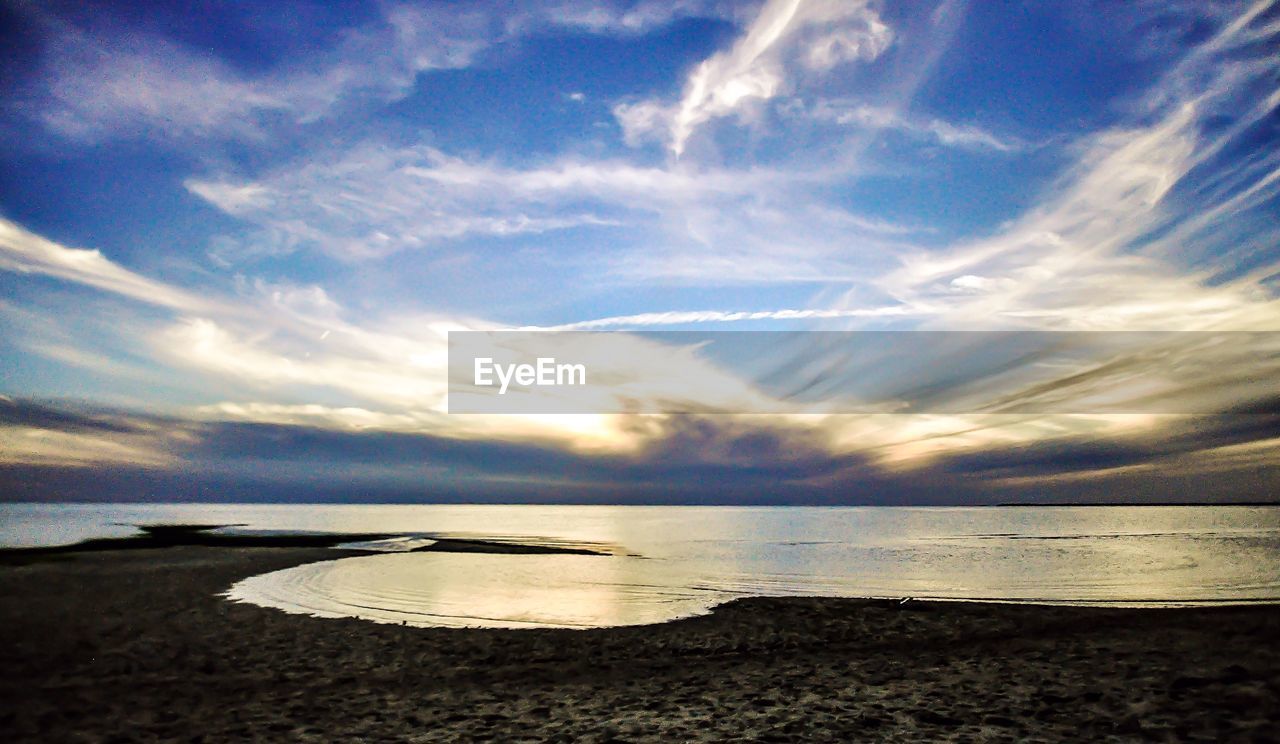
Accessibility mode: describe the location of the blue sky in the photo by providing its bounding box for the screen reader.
[1,0,1278,503]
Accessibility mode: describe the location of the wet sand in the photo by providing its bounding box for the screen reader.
[1,546,1278,742]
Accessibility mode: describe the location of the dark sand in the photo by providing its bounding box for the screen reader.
[2,547,1278,742]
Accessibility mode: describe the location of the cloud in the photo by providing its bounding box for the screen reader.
[613,100,674,147]
[1,220,1215,467]
[939,413,1280,485]
[27,4,488,144]
[540,0,739,35]
[603,196,924,284]
[536,305,915,329]
[186,143,790,260]
[0,221,821,453]
[20,1,742,145]
[3,397,1276,504]
[186,135,933,281]
[805,101,1021,152]
[0,207,1274,490]
[3,214,1268,476]
[617,0,892,154]
[0,397,182,468]
[0,217,212,311]
[948,275,1011,293]
[865,3,1280,332]
[188,137,922,279]
[0,425,178,468]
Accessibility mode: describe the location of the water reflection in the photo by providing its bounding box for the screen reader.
[3,503,1278,628]
[223,506,1280,628]
[228,553,724,629]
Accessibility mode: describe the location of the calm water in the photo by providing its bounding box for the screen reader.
[3,503,1279,628]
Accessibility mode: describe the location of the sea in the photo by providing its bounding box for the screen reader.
[3,503,1278,629]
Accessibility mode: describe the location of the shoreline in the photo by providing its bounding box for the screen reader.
[0,525,613,558]
[2,546,1278,741]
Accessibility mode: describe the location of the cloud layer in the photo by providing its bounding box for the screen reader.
[1,0,1277,502]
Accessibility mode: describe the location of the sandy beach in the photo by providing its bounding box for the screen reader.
[1,546,1278,742]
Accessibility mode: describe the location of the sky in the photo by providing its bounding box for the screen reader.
[0,0,1278,504]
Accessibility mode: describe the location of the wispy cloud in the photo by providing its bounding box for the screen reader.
[0,219,783,452]
[186,143,793,260]
[536,305,915,329]
[536,0,740,35]
[21,1,737,145]
[26,4,490,143]
[866,2,1280,332]
[158,317,449,409]
[804,101,1021,152]
[616,0,893,154]
[0,218,213,311]
[180,140,902,280]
